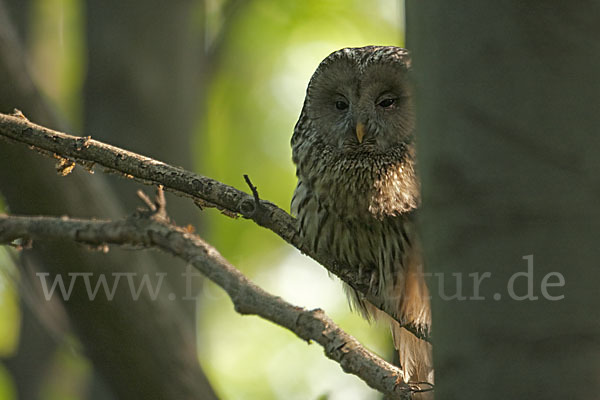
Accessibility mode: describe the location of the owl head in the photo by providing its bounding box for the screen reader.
[296,46,414,155]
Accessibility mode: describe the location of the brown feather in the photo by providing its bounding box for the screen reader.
[291,46,433,395]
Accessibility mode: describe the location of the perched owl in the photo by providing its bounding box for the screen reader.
[291,46,432,389]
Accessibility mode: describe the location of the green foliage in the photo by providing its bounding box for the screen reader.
[40,339,92,400]
[29,0,85,128]
[0,249,20,357]
[0,250,19,400]
[0,0,404,398]
[200,0,403,263]
[0,364,16,400]
[197,1,403,399]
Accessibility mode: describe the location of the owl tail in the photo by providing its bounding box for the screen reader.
[363,297,433,398]
[389,244,433,398]
[343,240,433,397]
[392,324,433,397]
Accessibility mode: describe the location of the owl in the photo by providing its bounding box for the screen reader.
[291,46,433,389]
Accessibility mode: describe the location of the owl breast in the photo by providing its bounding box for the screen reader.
[291,134,421,316]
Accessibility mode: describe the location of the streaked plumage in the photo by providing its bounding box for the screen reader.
[291,46,432,390]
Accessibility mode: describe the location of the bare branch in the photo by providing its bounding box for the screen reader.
[0,213,412,399]
[0,111,430,342]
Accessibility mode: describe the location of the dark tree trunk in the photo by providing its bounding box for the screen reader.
[83,0,206,319]
[0,0,218,398]
[408,2,600,399]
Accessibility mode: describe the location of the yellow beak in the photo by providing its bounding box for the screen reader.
[356,122,366,143]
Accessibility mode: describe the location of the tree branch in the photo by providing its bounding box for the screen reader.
[0,212,413,400]
[0,111,430,342]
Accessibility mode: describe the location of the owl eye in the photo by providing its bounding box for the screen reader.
[335,100,349,110]
[377,98,396,108]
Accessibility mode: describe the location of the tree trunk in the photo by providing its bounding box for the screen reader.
[83,0,206,319]
[0,1,218,398]
[408,2,600,399]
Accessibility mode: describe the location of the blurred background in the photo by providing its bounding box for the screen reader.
[0,0,404,399]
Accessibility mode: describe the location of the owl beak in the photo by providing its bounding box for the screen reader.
[356,122,366,144]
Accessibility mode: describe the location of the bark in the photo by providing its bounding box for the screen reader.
[0,211,412,400]
[0,1,217,398]
[82,1,207,381]
[83,0,204,220]
[0,111,429,343]
[408,2,600,399]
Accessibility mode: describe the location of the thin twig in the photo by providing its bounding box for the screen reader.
[243,174,260,204]
[242,174,261,217]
